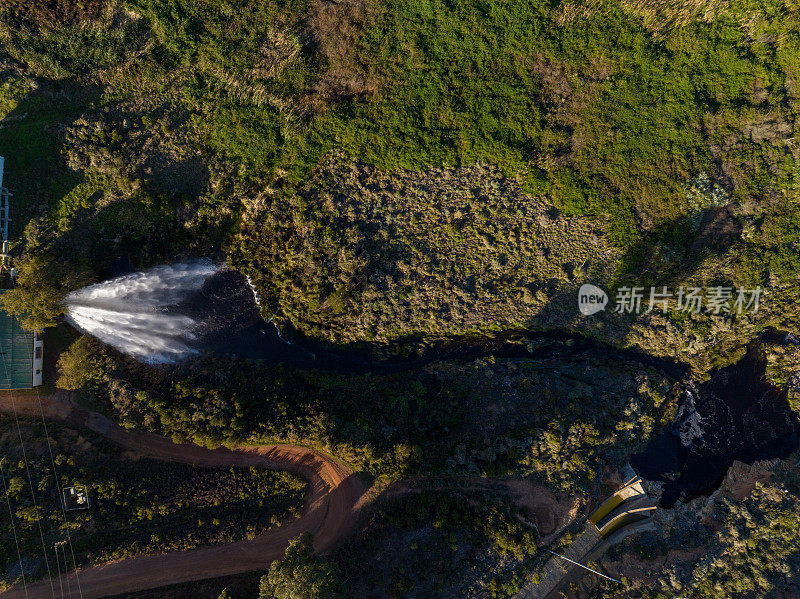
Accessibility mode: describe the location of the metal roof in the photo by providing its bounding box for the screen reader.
[0,290,34,389]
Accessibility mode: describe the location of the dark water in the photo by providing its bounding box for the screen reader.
[80,266,799,505]
[177,269,692,376]
[177,275,800,506]
[632,347,800,507]
[173,269,316,363]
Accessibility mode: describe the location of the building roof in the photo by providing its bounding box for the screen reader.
[0,290,34,389]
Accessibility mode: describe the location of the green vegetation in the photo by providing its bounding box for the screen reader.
[260,533,346,599]
[232,490,541,598]
[0,8,149,79]
[230,158,619,346]
[334,492,537,598]
[688,470,800,598]
[70,342,672,493]
[0,255,92,331]
[56,335,111,391]
[2,1,800,596]
[0,416,307,587]
[0,0,798,366]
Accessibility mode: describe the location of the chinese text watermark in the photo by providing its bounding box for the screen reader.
[578,283,762,316]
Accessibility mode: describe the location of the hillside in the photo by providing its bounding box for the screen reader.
[1,1,799,598]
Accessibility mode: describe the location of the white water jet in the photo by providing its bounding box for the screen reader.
[64,260,220,364]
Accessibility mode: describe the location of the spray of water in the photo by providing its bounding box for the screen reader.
[64,261,220,364]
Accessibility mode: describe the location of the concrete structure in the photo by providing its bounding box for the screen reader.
[517,474,657,599]
[63,486,91,511]
[589,475,656,538]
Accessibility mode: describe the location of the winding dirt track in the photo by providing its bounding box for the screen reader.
[0,393,367,599]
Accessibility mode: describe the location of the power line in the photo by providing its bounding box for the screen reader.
[33,385,84,599]
[6,394,57,599]
[53,542,64,599]
[60,541,72,599]
[54,540,73,598]
[0,344,57,599]
[545,549,623,585]
[1,459,29,599]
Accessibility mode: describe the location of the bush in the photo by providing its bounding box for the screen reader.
[56,335,110,391]
[259,533,346,599]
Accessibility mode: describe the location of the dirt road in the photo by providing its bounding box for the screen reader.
[0,392,366,599]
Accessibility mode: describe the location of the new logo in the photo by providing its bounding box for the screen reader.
[578,284,608,316]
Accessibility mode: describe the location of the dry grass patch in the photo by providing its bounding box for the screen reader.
[620,0,729,34]
[1,0,111,30]
[305,0,379,102]
[554,0,728,34]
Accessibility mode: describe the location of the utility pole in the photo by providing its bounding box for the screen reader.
[0,156,11,242]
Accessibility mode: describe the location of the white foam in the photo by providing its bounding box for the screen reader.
[64,260,219,364]
[244,274,262,308]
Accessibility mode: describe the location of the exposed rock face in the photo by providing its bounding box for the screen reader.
[632,347,800,507]
[717,459,776,502]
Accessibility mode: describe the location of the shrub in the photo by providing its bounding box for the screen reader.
[259,533,347,599]
[56,335,110,391]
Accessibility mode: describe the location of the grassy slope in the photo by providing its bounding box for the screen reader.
[1,1,799,366]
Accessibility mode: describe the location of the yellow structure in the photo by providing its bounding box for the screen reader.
[589,476,656,538]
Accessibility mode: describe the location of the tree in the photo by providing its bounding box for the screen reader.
[259,533,346,599]
[7,476,25,497]
[57,335,110,391]
[0,254,92,331]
